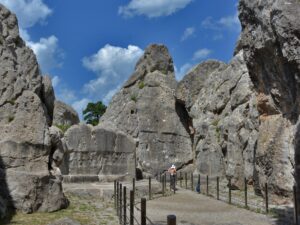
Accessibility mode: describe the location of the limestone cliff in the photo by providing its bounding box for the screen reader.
[0,4,68,217]
[100,44,193,176]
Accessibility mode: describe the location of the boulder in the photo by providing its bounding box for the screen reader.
[0,4,68,217]
[53,100,80,127]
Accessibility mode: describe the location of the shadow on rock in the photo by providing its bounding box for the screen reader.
[0,156,15,224]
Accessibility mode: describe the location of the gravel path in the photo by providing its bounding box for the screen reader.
[144,188,275,225]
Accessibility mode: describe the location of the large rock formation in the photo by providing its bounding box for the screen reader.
[176,51,259,189]
[0,4,68,217]
[237,0,300,198]
[53,100,79,127]
[62,124,135,182]
[100,44,193,176]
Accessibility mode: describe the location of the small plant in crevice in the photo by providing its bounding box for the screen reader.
[130,94,138,102]
[8,116,14,123]
[138,81,145,89]
[216,126,221,142]
[54,124,71,133]
[212,118,220,127]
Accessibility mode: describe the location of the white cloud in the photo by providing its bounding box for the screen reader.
[0,0,52,28]
[103,85,122,105]
[181,27,195,41]
[51,76,60,88]
[213,34,223,41]
[55,87,77,105]
[175,63,194,81]
[72,98,91,120]
[201,12,240,32]
[119,0,193,18]
[27,35,63,73]
[82,44,143,99]
[219,12,240,29]
[193,48,212,61]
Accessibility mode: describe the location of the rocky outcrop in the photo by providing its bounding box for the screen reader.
[176,60,226,109]
[62,124,135,181]
[0,4,68,217]
[176,51,259,189]
[53,100,80,127]
[100,44,193,176]
[237,0,300,198]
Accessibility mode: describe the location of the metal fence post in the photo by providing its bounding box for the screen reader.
[117,181,119,215]
[229,178,231,204]
[265,183,269,214]
[119,183,123,222]
[133,178,135,196]
[294,185,299,225]
[141,198,146,225]
[206,175,209,196]
[130,190,134,225]
[244,178,248,208]
[191,173,194,191]
[185,173,187,189]
[198,174,201,194]
[180,172,182,187]
[114,180,117,209]
[149,177,152,200]
[162,174,165,196]
[217,177,219,200]
[167,214,176,225]
[123,186,127,225]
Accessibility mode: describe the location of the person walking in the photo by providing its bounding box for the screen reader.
[168,164,177,190]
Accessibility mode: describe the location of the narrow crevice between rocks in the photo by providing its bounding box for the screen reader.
[175,100,194,142]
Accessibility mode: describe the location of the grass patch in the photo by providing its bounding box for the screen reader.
[0,193,118,225]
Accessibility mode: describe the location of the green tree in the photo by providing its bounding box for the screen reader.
[83,101,107,126]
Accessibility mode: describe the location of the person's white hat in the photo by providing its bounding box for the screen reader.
[171,164,176,169]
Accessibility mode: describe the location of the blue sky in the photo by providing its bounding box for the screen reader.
[0,0,240,119]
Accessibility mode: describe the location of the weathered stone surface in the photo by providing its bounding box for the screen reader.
[100,44,193,176]
[237,0,300,198]
[0,4,67,217]
[187,51,259,189]
[176,60,226,109]
[62,124,135,181]
[53,100,80,127]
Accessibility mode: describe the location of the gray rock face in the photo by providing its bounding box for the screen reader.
[100,44,193,176]
[238,0,300,198]
[180,51,259,189]
[53,100,80,127]
[0,4,67,217]
[176,60,226,109]
[62,124,135,181]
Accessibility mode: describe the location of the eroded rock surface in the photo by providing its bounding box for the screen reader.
[0,4,68,217]
[100,44,193,176]
[53,100,80,127]
[62,124,135,181]
[176,51,259,189]
[237,0,300,198]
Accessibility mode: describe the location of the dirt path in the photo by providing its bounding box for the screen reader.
[144,188,275,225]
